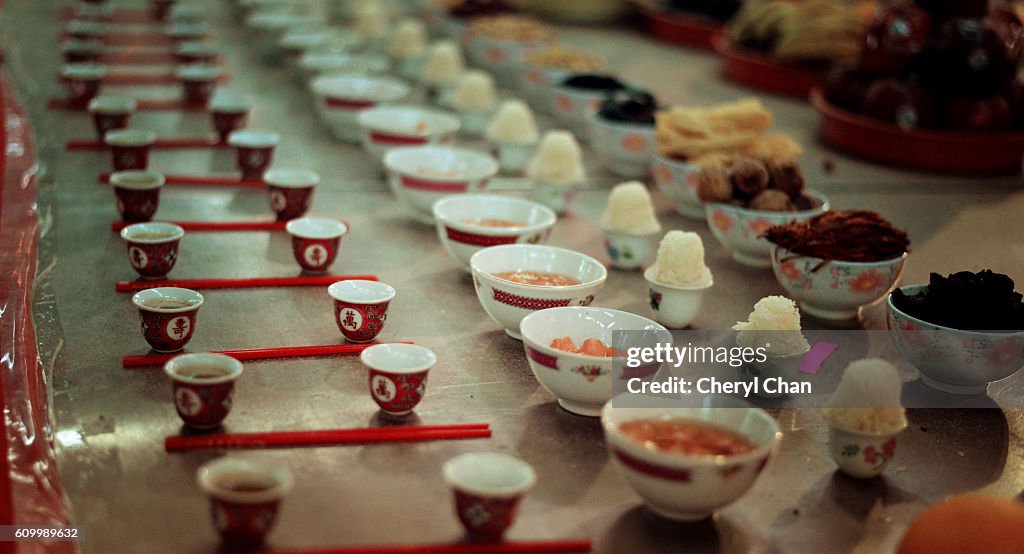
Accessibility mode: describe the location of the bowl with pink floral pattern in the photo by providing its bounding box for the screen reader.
[886,284,1024,395]
[770,246,906,321]
[705,190,829,268]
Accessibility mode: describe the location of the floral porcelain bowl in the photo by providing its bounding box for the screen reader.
[651,154,703,220]
[886,284,1024,395]
[770,246,907,321]
[705,190,829,268]
[519,307,670,417]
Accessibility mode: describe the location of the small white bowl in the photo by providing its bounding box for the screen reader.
[643,266,712,329]
[457,107,494,137]
[310,74,410,142]
[383,145,499,223]
[297,51,387,80]
[432,194,556,270]
[469,244,607,339]
[706,190,830,268]
[588,112,655,179]
[601,395,781,520]
[604,230,657,271]
[551,84,613,139]
[530,181,577,214]
[771,247,907,321]
[357,106,460,163]
[828,424,906,479]
[467,35,543,86]
[489,141,536,174]
[520,307,670,416]
[515,62,572,114]
[651,154,703,220]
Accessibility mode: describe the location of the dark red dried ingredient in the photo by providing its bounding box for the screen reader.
[763,210,910,262]
[892,270,1024,331]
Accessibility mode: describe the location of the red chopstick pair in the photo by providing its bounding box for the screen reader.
[116,275,378,293]
[48,98,208,111]
[100,173,265,187]
[165,424,493,452]
[123,342,410,368]
[70,137,228,150]
[229,541,592,554]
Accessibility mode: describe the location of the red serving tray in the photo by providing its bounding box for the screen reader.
[810,88,1024,175]
[638,6,722,50]
[713,36,826,99]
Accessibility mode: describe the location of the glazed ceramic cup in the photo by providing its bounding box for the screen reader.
[310,74,409,143]
[120,221,184,279]
[383,145,499,223]
[60,63,107,107]
[164,353,243,429]
[828,423,907,479]
[328,280,396,343]
[643,266,713,329]
[285,217,348,273]
[264,168,318,221]
[177,64,222,106]
[360,343,436,416]
[110,170,165,222]
[530,180,577,215]
[651,154,703,220]
[197,458,293,547]
[356,105,461,163]
[588,112,655,179]
[604,230,657,271]
[88,95,137,139]
[132,287,204,352]
[443,452,536,537]
[105,128,157,171]
[489,140,536,174]
[174,41,220,65]
[209,93,253,142]
[228,130,279,180]
[432,194,556,270]
[62,39,104,64]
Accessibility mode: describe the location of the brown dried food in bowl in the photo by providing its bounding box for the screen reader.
[696,164,733,203]
[762,210,910,262]
[729,159,770,197]
[767,162,805,198]
[749,189,793,211]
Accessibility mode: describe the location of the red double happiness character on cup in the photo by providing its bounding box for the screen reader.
[328,280,395,343]
[60,62,107,108]
[228,130,279,181]
[164,353,243,429]
[131,287,204,352]
[285,217,348,273]
[360,343,436,416]
[110,169,165,222]
[443,452,537,538]
[120,221,185,279]
[176,63,222,106]
[105,128,157,171]
[209,92,252,143]
[264,168,318,221]
[88,95,137,140]
[196,458,293,548]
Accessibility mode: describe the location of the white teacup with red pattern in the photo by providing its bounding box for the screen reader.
[164,353,243,429]
[264,168,318,221]
[106,128,157,171]
[88,95,137,139]
[120,221,185,279]
[228,130,279,181]
[197,458,293,548]
[360,343,436,416]
[285,217,348,273]
[132,287,204,352]
[443,452,536,538]
[328,280,396,343]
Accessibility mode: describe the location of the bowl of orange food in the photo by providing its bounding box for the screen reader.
[433,195,557,270]
[601,395,781,520]
[519,307,670,417]
[470,245,607,340]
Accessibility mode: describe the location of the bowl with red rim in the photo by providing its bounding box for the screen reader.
[469,244,607,340]
[432,194,557,270]
[519,306,670,417]
[383,145,498,223]
[311,74,410,142]
[601,394,781,520]
[705,190,829,268]
[297,50,387,81]
[651,154,703,220]
[357,106,461,163]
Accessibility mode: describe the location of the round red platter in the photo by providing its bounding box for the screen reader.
[637,5,723,50]
[811,88,1024,175]
[713,36,825,99]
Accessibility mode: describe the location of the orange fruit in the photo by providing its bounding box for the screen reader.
[579,338,611,357]
[549,337,578,353]
[898,494,1024,554]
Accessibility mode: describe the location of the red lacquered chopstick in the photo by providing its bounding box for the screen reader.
[115,275,378,293]
[123,342,413,368]
[111,221,285,232]
[232,540,593,554]
[100,173,263,186]
[70,137,228,151]
[165,426,493,452]
[48,98,207,111]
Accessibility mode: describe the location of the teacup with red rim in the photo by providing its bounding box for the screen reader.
[165,22,208,43]
[264,168,318,221]
[62,40,104,64]
[228,130,279,180]
[110,170,165,222]
[88,95,137,139]
[328,280,395,343]
[174,41,220,65]
[164,353,243,429]
[209,92,252,143]
[197,458,293,548]
[105,128,157,171]
[360,343,435,416]
[443,452,536,538]
[120,221,184,279]
[285,217,348,273]
[60,63,108,107]
[176,64,222,106]
[132,287,204,352]
[65,19,108,41]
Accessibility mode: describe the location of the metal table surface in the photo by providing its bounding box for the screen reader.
[5,1,1024,552]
